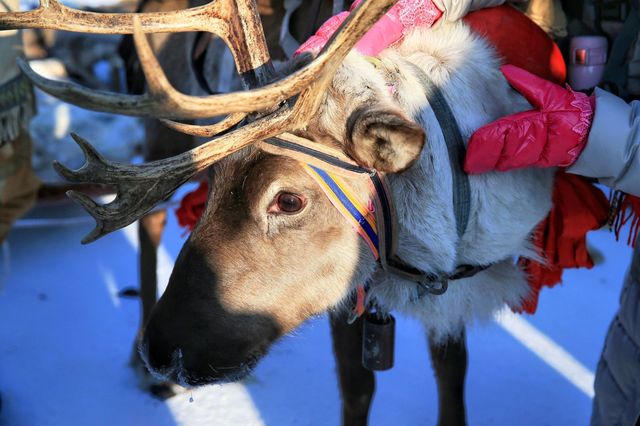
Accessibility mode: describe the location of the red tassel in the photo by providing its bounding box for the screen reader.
[516,173,610,314]
[175,181,209,232]
[609,191,640,248]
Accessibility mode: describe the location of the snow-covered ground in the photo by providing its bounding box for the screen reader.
[0,183,633,425]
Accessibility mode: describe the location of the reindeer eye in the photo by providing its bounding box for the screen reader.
[269,192,305,214]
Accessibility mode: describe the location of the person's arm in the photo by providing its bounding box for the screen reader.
[433,0,505,21]
[567,89,640,197]
[464,65,640,198]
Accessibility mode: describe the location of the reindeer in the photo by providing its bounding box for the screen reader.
[0,1,555,424]
[117,0,336,397]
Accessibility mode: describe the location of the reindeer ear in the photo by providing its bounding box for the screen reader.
[345,107,425,173]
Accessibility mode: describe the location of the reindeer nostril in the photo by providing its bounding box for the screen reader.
[140,322,179,373]
[137,336,183,383]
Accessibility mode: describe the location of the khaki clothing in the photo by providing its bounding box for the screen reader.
[0,0,40,241]
[0,131,40,241]
[520,0,567,38]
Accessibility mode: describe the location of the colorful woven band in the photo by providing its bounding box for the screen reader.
[302,164,379,259]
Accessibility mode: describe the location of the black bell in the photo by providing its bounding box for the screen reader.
[362,312,395,371]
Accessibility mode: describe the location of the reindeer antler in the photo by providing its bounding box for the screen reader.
[0,0,395,242]
[1,0,272,79]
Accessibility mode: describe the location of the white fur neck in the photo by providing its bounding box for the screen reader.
[340,22,555,340]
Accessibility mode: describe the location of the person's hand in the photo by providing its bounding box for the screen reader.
[295,0,443,57]
[464,65,595,174]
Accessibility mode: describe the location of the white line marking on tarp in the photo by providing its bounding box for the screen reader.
[494,309,595,398]
[100,267,121,308]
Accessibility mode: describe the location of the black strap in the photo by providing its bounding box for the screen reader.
[267,137,373,175]
[366,64,487,294]
[410,64,471,239]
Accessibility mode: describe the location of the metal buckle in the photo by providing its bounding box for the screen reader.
[416,276,448,295]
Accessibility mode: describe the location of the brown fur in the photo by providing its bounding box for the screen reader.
[194,152,366,331]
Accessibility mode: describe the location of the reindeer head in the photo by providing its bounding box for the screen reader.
[2,0,435,385]
[142,52,431,384]
[142,150,372,384]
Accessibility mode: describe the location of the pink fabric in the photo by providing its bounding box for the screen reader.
[295,0,443,57]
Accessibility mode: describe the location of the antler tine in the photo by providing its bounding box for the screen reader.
[17,49,297,120]
[159,113,247,138]
[51,133,192,243]
[52,133,118,184]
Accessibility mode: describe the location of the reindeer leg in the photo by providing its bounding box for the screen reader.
[130,209,179,399]
[428,328,467,426]
[329,310,375,426]
[139,209,166,328]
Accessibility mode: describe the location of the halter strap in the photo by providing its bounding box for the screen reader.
[409,63,471,239]
[256,65,484,297]
[303,164,380,259]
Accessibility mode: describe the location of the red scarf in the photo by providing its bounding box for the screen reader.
[176,181,208,232]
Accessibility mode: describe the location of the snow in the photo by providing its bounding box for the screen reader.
[0,188,632,425]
